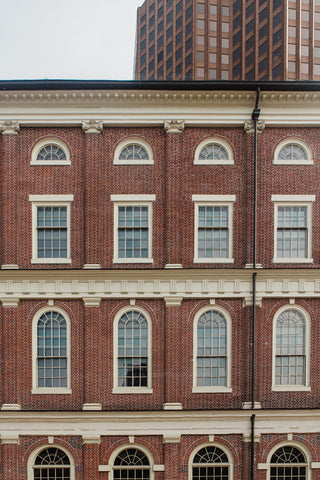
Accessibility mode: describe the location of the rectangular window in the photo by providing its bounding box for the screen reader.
[272,196,314,263]
[193,195,235,263]
[30,195,73,264]
[112,195,155,263]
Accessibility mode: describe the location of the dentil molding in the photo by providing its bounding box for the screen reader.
[1,270,320,306]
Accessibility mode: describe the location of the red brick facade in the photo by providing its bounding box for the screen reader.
[0,81,320,479]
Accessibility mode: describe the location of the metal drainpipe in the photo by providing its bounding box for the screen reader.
[250,88,260,480]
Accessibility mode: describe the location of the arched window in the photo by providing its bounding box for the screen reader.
[31,447,72,480]
[274,139,312,165]
[32,308,71,393]
[113,448,151,480]
[193,307,231,392]
[31,138,70,165]
[269,445,308,480]
[194,138,233,165]
[113,308,152,392]
[114,138,153,164]
[37,144,66,161]
[273,307,310,390]
[191,445,231,480]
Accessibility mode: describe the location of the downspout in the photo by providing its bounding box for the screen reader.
[251,88,260,480]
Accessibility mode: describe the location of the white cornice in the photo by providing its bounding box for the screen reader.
[1,270,320,305]
[1,89,320,127]
[0,409,319,437]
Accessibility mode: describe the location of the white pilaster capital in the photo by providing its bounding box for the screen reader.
[82,120,103,134]
[0,120,20,135]
[244,119,265,134]
[164,119,185,134]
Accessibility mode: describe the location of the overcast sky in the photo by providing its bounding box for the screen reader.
[0,0,144,81]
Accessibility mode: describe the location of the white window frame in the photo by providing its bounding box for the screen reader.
[32,306,71,394]
[29,194,73,264]
[272,305,310,392]
[113,306,153,394]
[194,138,234,165]
[188,443,233,480]
[264,441,311,480]
[272,195,315,264]
[273,138,312,165]
[108,444,155,480]
[111,194,155,264]
[193,195,235,264]
[31,138,71,165]
[27,444,75,480]
[193,305,232,393]
[114,138,154,165]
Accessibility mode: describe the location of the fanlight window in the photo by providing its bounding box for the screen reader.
[277,143,308,162]
[192,446,230,480]
[119,144,149,161]
[37,144,67,161]
[113,448,150,480]
[33,448,70,480]
[270,446,307,480]
[199,143,229,162]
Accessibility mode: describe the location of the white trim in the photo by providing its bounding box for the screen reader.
[32,306,71,394]
[27,444,75,480]
[271,195,315,202]
[192,305,232,393]
[194,137,234,165]
[111,195,156,202]
[114,137,154,165]
[192,195,236,202]
[29,196,73,264]
[273,138,313,165]
[108,443,154,480]
[272,199,313,264]
[113,306,152,393]
[193,199,235,264]
[266,441,311,480]
[272,305,310,392]
[188,442,233,480]
[112,200,154,263]
[31,138,71,165]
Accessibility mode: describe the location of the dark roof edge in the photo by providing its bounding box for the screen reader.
[1,79,320,92]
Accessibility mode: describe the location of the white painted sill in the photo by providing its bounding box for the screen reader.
[112,387,153,394]
[113,258,153,264]
[194,258,234,264]
[32,388,72,395]
[272,258,313,264]
[272,385,311,392]
[31,258,72,264]
[192,387,232,393]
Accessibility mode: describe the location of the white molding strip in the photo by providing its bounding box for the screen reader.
[1,270,320,305]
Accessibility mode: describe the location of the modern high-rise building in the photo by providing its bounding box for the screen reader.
[134,0,320,81]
